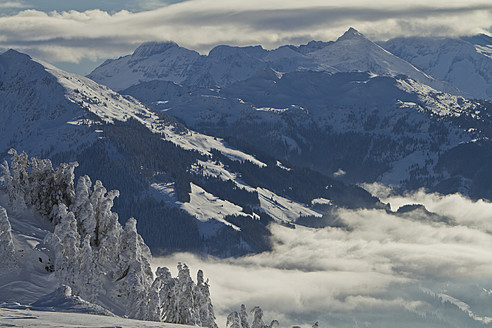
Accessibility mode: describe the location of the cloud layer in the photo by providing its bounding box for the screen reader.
[0,0,491,71]
[154,186,492,327]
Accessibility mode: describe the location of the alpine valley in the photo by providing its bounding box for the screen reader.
[1,27,492,328]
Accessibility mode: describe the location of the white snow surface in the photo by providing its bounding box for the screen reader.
[158,128,267,167]
[0,200,58,305]
[191,160,255,192]
[188,160,320,225]
[0,306,189,328]
[257,188,322,223]
[180,183,246,231]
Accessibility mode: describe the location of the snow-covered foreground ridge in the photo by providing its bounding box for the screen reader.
[0,149,217,326]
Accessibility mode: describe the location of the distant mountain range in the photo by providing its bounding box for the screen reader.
[88,28,462,96]
[87,28,492,201]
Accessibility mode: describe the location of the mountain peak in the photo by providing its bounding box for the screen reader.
[1,49,32,62]
[336,27,367,42]
[132,41,180,57]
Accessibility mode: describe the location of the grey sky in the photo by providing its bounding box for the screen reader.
[0,0,490,75]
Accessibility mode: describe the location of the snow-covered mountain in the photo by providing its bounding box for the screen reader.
[122,67,492,201]
[88,28,461,96]
[87,28,492,201]
[0,49,380,257]
[381,34,492,100]
[462,33,492,59]
[88,42,201,91]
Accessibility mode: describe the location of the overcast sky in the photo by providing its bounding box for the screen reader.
[0,0,491,74]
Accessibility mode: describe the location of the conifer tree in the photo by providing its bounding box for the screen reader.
[77,235,100,302]
[50,204,81,289]
[119,217,154,319]
[71,175,96,243]
[227,311,242,328]
[251,306,265,328]
[7,149,29,207]
[156,266,178,323]
[196,269,218,328]
[240,304,250,328]
[27,157,54,217]
[176,263,199,325]
[0,206,16,266]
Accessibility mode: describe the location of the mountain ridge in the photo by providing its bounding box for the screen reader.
[88,28,463,97]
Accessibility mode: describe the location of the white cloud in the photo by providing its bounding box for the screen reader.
[0,2,24,9]
[0,0,491,68]
[153,187,492,327]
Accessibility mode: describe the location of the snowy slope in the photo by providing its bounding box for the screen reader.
[88,42,201,91]
[123,67,492,200]
[381,35,492,100]
[0,49,269,169]
[0,307,187,328]
[0,49,162,157]
[309,28,462,95]
[0,190,208,327]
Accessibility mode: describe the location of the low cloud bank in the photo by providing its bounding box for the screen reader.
[154,186,492,327]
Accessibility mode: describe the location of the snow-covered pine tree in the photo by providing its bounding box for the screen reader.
[52,161,78,210]
[240,304,250,328]
[146,271,164,322]
[155,266,178,323]
[6,149,29,207]
[70,175,96,243]
[90,180,124,282]
[0,206,16,266]
[48,203,81,289]
[0,160,13,200]
[196,269,218,328]
[230,305,277,328]
[251,306,265,328]
[118,217,154,319]
[176,263,200,325]
[77,235,100,302]
[29,157,56,218]
[227,311,242,328]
